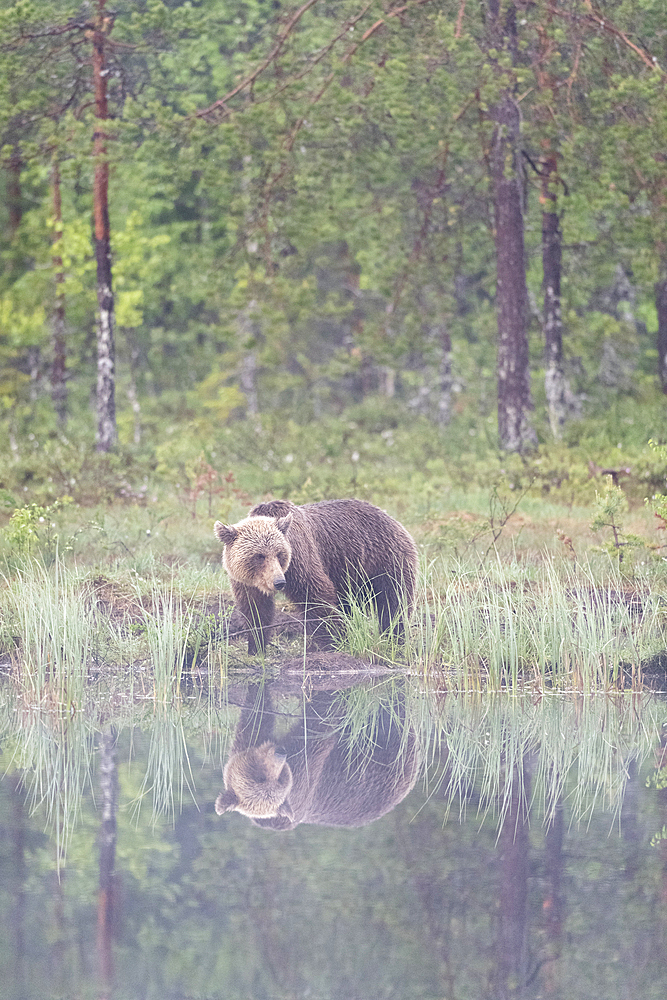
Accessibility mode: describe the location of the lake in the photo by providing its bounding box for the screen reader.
[1,662,667,1000]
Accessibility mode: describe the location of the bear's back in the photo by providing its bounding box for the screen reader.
[248,498,416,576]
[250,706,421,831]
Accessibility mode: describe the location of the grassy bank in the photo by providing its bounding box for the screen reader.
[0,399,666,699]
[0,527,665,702]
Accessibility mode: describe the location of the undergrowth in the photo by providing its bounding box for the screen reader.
[1,396,666,514]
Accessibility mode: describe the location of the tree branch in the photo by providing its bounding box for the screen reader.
[250,2,376,107]
[195,0,438,121]
[546,1,664,76]
[582,0,661,73]
[455,0,467,39]
[196,0,319,120]
[341,0,436,62]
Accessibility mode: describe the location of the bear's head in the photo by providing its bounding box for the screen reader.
[215,742,294,821]
[214,514,292,595]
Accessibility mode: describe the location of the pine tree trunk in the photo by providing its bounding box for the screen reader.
[488,4,536,453]
[491,92,536,452]
[51,155,67,426]
[542,156,567,437]
[93,1,116,452]
[656,268,667,394]
[6,137,23,282]
[7,143,22,242]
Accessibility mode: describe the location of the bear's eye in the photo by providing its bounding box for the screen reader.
[255,554,266,564]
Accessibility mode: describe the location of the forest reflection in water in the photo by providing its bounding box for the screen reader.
[1,660,667,1000]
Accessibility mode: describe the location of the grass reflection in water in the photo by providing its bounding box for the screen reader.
[1,664,665,851]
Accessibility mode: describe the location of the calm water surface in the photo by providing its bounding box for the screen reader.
[1,670,667,1000]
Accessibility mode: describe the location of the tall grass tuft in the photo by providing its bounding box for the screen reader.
[416,685,665,829]
[404,553,665,692]
[137,574,193,701]
[1,553,97,709]
[132,564,228,700]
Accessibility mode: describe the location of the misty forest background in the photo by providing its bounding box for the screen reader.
[2,0,667,526]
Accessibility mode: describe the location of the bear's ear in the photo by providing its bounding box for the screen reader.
[214,521,238,546]
[275,513,293,536]
[215,789,240,815]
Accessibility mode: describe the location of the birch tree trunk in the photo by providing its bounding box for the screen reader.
[97,728,118,994]
[534,6,570,439]
[238,327,259,417]
[436,326,453,427]
[125,333,142,445]
[92,1,116,452]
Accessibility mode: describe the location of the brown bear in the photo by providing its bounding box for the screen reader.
[215,681,421,830]
[214,498,418,654]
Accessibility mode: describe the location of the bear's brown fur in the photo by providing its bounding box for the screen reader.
[214,498,418,654]
[215,682,421,831]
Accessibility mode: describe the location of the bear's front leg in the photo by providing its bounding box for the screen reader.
[232,581,275,654]
[297,584,345,652]
[302,603,346,650]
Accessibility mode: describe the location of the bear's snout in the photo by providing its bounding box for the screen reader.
[274,575,286,591]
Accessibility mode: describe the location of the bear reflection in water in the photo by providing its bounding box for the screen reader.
[215,680,421,831]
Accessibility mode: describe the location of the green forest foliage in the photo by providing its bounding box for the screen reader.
[1,0,666,505]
